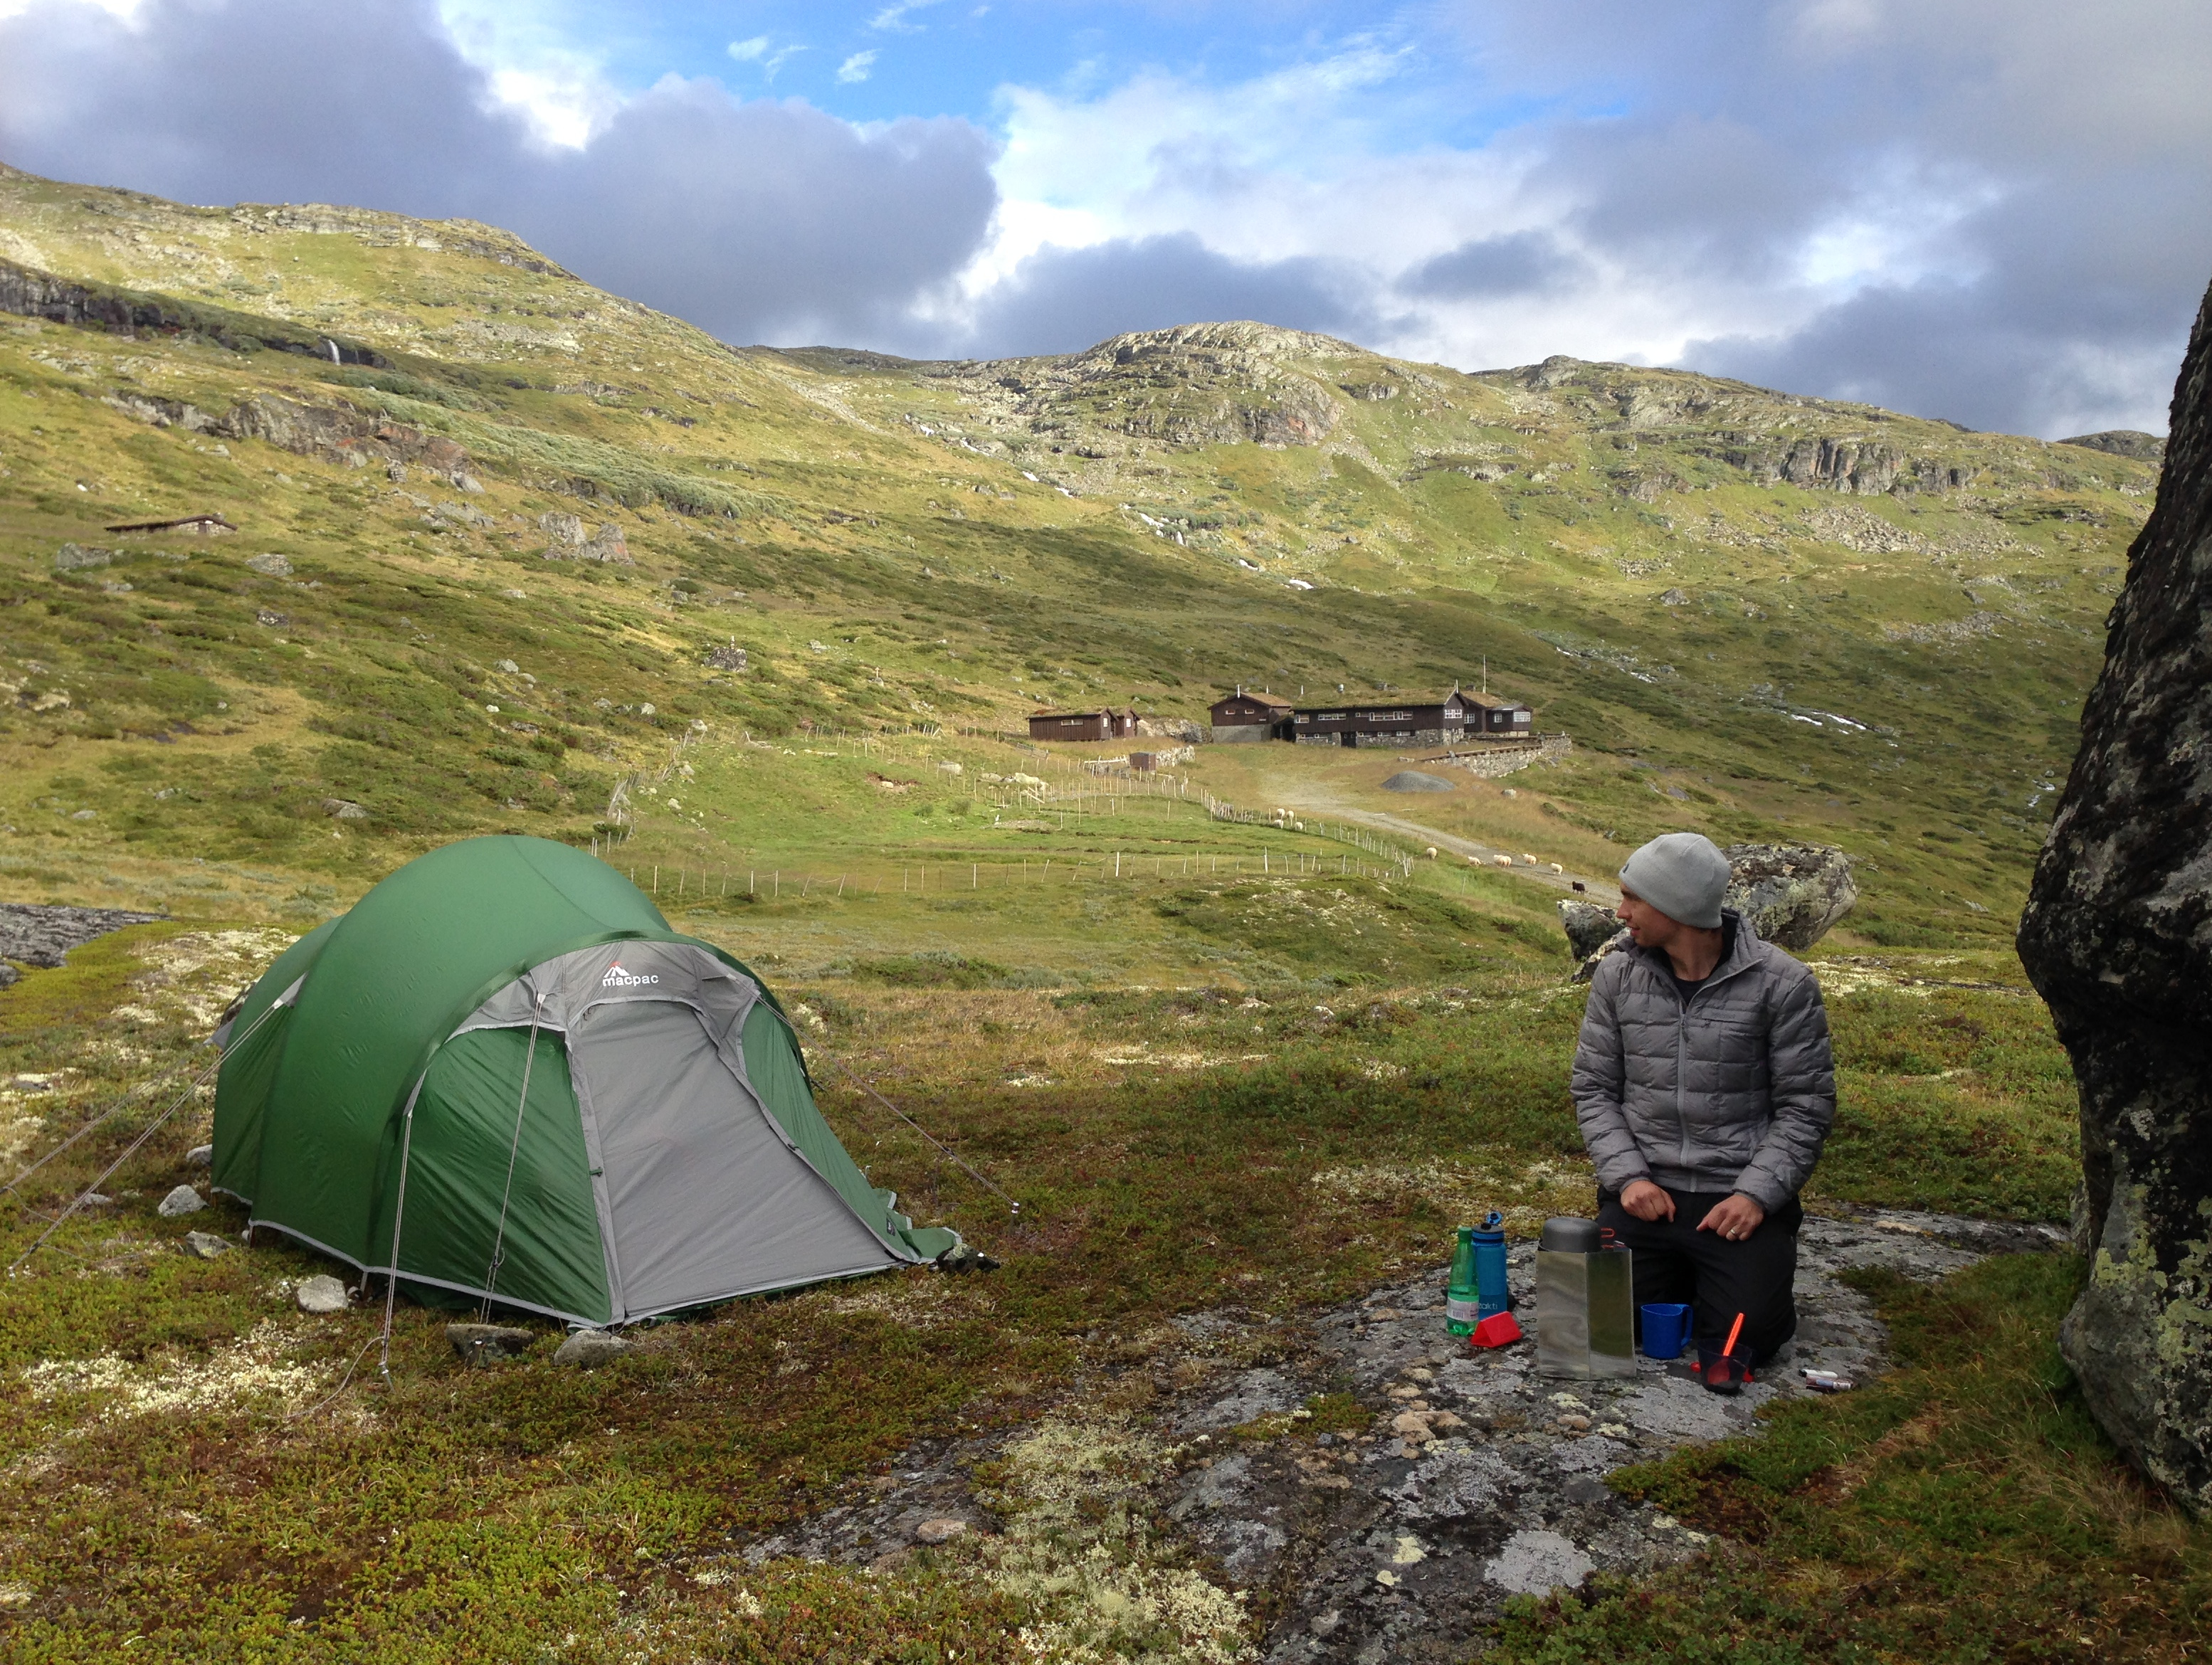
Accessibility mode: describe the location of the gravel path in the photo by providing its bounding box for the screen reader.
[1268,791,1618,904]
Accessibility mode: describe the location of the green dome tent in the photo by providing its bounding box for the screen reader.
[212,836,954,1326]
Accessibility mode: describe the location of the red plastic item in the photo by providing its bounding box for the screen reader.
[1468,1311,1523,1349]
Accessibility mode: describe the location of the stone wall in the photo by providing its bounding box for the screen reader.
[2017,273,2212,1514]
[1447,736,1574,778]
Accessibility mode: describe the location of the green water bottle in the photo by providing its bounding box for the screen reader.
[1447,1225,1481,1336]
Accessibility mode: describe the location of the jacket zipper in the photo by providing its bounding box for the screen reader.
[1675,973,1690,1180]
[1654,928,1754,1188]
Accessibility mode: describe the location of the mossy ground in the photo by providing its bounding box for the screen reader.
[0,906,2174,1661]
[1491,1253,2212,1662]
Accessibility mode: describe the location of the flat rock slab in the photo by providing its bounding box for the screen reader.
[0,904,164,970]
[1211,1207,2055,1665]
[720,1207,2059,1664]
[447,1323,537,1365]
[181,1231,229,1259]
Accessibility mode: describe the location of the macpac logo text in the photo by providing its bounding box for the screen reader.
[601,963,660,988]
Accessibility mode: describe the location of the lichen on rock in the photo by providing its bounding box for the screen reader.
[2018,271,2212,1515]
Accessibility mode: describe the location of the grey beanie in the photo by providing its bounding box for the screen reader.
[1618,832,1731,929]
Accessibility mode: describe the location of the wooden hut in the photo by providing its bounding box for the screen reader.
[1463,692,1534,736]
[103,512,236,536]
[1208,689,1295,743]
[1028,709,1116,743]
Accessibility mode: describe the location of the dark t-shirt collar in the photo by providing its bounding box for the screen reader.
[1663,914,1739,1003]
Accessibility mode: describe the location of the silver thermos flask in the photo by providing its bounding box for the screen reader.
[1535,1216,1638,1379]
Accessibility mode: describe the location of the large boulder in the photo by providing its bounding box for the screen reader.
[1722,842,1859,951]
[2017,275,2212,1515]
[1559,899,1622,963]
[1560,842,1858,979]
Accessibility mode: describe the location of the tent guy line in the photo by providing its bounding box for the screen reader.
[5,994,287,1274]
[811,1050,1022,1221]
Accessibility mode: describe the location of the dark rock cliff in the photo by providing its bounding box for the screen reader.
[0,255,386,366]
[2018,277,2212,1513]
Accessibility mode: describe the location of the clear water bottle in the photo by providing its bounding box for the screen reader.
[1448,1226,1482,1336]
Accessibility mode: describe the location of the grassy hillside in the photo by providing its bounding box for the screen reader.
[0,162,2155,949]
[4,160,2200,1665]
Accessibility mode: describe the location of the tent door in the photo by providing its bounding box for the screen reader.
[567,998,895,1318]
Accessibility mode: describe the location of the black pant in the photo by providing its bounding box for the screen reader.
[1596,1188,1803,1365]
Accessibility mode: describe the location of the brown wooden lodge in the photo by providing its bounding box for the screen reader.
[1026,707,1141,743]
[1207,684,1533,747]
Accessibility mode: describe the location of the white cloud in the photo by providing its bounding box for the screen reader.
[3,0,2203,434]
[0,0,999,348]
[437,0,621,150]
[727,33,805,78]
[870,1,942,32]
[949,7,2212,432]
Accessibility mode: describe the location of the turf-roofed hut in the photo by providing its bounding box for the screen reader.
[211,836,954,1326]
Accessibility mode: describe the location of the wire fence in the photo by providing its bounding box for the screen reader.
[588,724,1581,901]
[602,845,1418,904]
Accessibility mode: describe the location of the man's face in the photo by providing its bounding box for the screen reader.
[1616,888,1683,949]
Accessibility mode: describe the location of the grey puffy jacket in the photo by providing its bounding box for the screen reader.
[1569,911,1836,1208]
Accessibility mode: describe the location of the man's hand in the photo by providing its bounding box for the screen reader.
[1620,1179,1675,1222]
[1697,1193,1766,1242]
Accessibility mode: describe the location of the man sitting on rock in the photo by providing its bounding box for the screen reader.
[1569,832,1836,1365]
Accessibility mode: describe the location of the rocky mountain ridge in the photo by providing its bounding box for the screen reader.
[0,162,2159,941]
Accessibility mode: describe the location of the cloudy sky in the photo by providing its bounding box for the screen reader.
[3,0,2208,438]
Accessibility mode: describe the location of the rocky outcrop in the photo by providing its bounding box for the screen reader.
[1559,900,1621,965]
[2058,430,2166,464]
[212,394,469,475]
[907,322,1356,458]
[2017,274,2212,1516]
[1560,842,1856,979]
[541,519,632,564]
[0,255,386,364]
[100,381,471,475]
[0,903,164,978]
[1724,842,1860,951]
[727,1210,2048,1664]
[103,391,214,432]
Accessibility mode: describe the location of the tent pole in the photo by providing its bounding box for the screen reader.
[379,1094,421,1387]
[480,993,547,1321]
